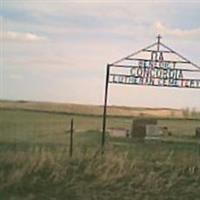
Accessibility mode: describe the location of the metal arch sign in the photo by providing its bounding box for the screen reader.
[108,36,200,89]
[101,35,200,153]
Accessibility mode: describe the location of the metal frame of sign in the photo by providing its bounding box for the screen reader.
[101,35,200,153]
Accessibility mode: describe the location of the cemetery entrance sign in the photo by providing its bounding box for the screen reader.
[101,35,200,152]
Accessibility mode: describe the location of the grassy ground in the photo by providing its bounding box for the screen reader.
[1,109,200,143]
[0,109,200,199]
[1,144,200,200]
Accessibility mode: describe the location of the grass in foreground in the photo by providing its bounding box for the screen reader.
[1,109,200,199]
[0,145,200,200]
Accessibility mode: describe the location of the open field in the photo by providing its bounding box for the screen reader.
[1,109,200,144]
[0,100,189,118]
[0,102,200,200]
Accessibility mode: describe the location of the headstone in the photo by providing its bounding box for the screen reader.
[108,128,129,138]
[131,118,157,139]
[146,125,160,137]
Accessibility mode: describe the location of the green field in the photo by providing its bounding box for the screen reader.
[0,108,200,200]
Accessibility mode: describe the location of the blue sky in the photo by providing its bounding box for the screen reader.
[1,0,200,109]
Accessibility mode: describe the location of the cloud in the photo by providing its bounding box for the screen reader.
[2,31,46,42]
[155,22,200,40]
[2,1,200,108]
[9,74,23,80]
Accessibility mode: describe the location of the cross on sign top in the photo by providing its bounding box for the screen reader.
[157,34,162,44]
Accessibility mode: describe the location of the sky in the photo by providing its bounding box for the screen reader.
[1,0,200,109]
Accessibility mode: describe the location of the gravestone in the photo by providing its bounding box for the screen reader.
[131,118,157,139]
[108,128,129,138]
[146,124,160,137]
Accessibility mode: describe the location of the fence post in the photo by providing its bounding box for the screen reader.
[69,118,74,157]
[198,142,200,156]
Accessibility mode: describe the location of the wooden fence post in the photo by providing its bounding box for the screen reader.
[69,118,74,157]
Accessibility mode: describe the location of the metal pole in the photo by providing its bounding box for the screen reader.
[101,64,110,154]
[69,118,74,157]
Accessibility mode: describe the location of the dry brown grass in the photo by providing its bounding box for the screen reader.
[1,146,200,200]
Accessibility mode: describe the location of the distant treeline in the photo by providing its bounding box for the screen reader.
[181,108,200,119]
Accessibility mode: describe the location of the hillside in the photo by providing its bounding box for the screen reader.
[0,100,183,118]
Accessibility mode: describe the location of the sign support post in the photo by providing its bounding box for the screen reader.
[101,64,110,154]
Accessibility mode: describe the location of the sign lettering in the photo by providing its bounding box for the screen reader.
[109,51,200,89]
